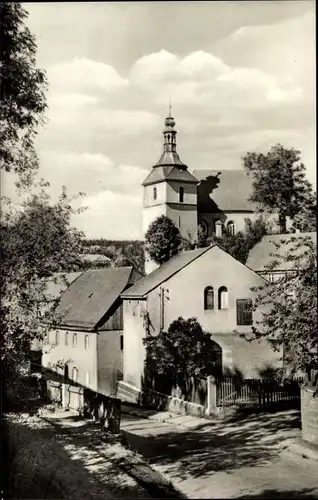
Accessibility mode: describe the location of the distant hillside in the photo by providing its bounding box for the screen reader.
[81,239,145,273]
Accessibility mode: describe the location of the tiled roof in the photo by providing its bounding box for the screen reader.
[121,247,211,298]
[53,267,139,329]
[246,232,317,272]
[44,272,83,300]
[155,151,187,168]
[194,169,257,212]
[142,165,198,186]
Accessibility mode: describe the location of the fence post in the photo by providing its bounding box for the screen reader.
[206,375,217,416]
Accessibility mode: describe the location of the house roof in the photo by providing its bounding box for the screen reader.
[194,169,257,212]
[44,272,83,300]
[246,232,317,272]
[121,247,211,298]
[80,253,111,263]
[142,165,199,186]
[53,267,137,329]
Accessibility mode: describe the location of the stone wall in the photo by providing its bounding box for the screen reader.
[301,387,318,446]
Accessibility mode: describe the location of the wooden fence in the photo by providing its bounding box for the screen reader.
[216,376,302,409]
[45,379,121,433]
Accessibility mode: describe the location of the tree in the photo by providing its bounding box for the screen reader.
[143,317,221,396]
[145,215,181,266]
[243,144,316,233]
[1,187,84,374]
[0,2,47,185]
[292,203,317,233]
[239,235,317,388]
[199,216,268,264]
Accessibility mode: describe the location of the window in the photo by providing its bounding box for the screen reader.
[227,221,236,236]
[72,333,77,347]
[204,287,214,310]
[85,372,90,386]
[72,367,78,382]
[120,334,124,351]
[84,335,89,350]
[153,187,157,200]
[267,273,275,283]
[65,332,68,346]
[215,220,222,237]
[55,331,59,345]
[179,186,184,203]
[236,299,253,325]
[218,286,228,310]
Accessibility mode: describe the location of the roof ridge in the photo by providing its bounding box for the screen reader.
[122,246,213,298]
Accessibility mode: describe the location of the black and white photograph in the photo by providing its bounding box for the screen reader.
[1,1,317,499]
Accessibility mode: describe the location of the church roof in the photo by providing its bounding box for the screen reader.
[143,111,198,187]
[246,232,317,272]
[142,165,199,186]
[154,150,187,168]
[194,169,257,212]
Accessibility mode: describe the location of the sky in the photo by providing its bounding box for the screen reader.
[8,1,316,239]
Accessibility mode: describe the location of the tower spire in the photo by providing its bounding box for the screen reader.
[153,109,188,170]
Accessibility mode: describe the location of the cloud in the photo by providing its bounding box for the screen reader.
[73,190,143,239]
[24,4,314,239]
[129,49,304,109]
[48,57,128,94]
[37,151,148,200]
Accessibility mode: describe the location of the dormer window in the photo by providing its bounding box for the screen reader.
[153,187,157,200]
[179,186,184,203]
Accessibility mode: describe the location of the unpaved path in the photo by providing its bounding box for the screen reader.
[121,409,318,499]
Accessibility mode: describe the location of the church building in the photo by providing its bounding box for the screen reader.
[142,110,279,274]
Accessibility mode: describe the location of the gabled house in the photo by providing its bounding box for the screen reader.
[246,232,317,282]
[42,266,142,396]
[118,245,281,403]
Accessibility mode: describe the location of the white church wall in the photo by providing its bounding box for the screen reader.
[143,182,167,208]
[166,181,197,205]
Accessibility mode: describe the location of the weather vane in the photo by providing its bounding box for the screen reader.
[168,98,172,117]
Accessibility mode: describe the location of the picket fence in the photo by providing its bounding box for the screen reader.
[216,376,302,409]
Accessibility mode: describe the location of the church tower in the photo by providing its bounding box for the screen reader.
[142,109,199,274]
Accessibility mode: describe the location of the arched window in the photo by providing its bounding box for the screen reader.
[55,331,59,345]
[84,335,89,350]
[215,220,222,237]
[227,221,236,236]
[72,333,77,347]
[153,187,157,200]
[218,286,228,310]
[179,186,184,203]
[204,286,214,310]
[65,332,68,346]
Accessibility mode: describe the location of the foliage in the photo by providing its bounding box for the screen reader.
[292,203,317,233]
[0,2,47,185]
[1,186,84,374]
[239,235,317,387]
[81,239,145,272]
[243,144,316,233]
[143,317,221,394]
[145,215,181,265]
[199,216,268,264]
[0,4,85,378]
